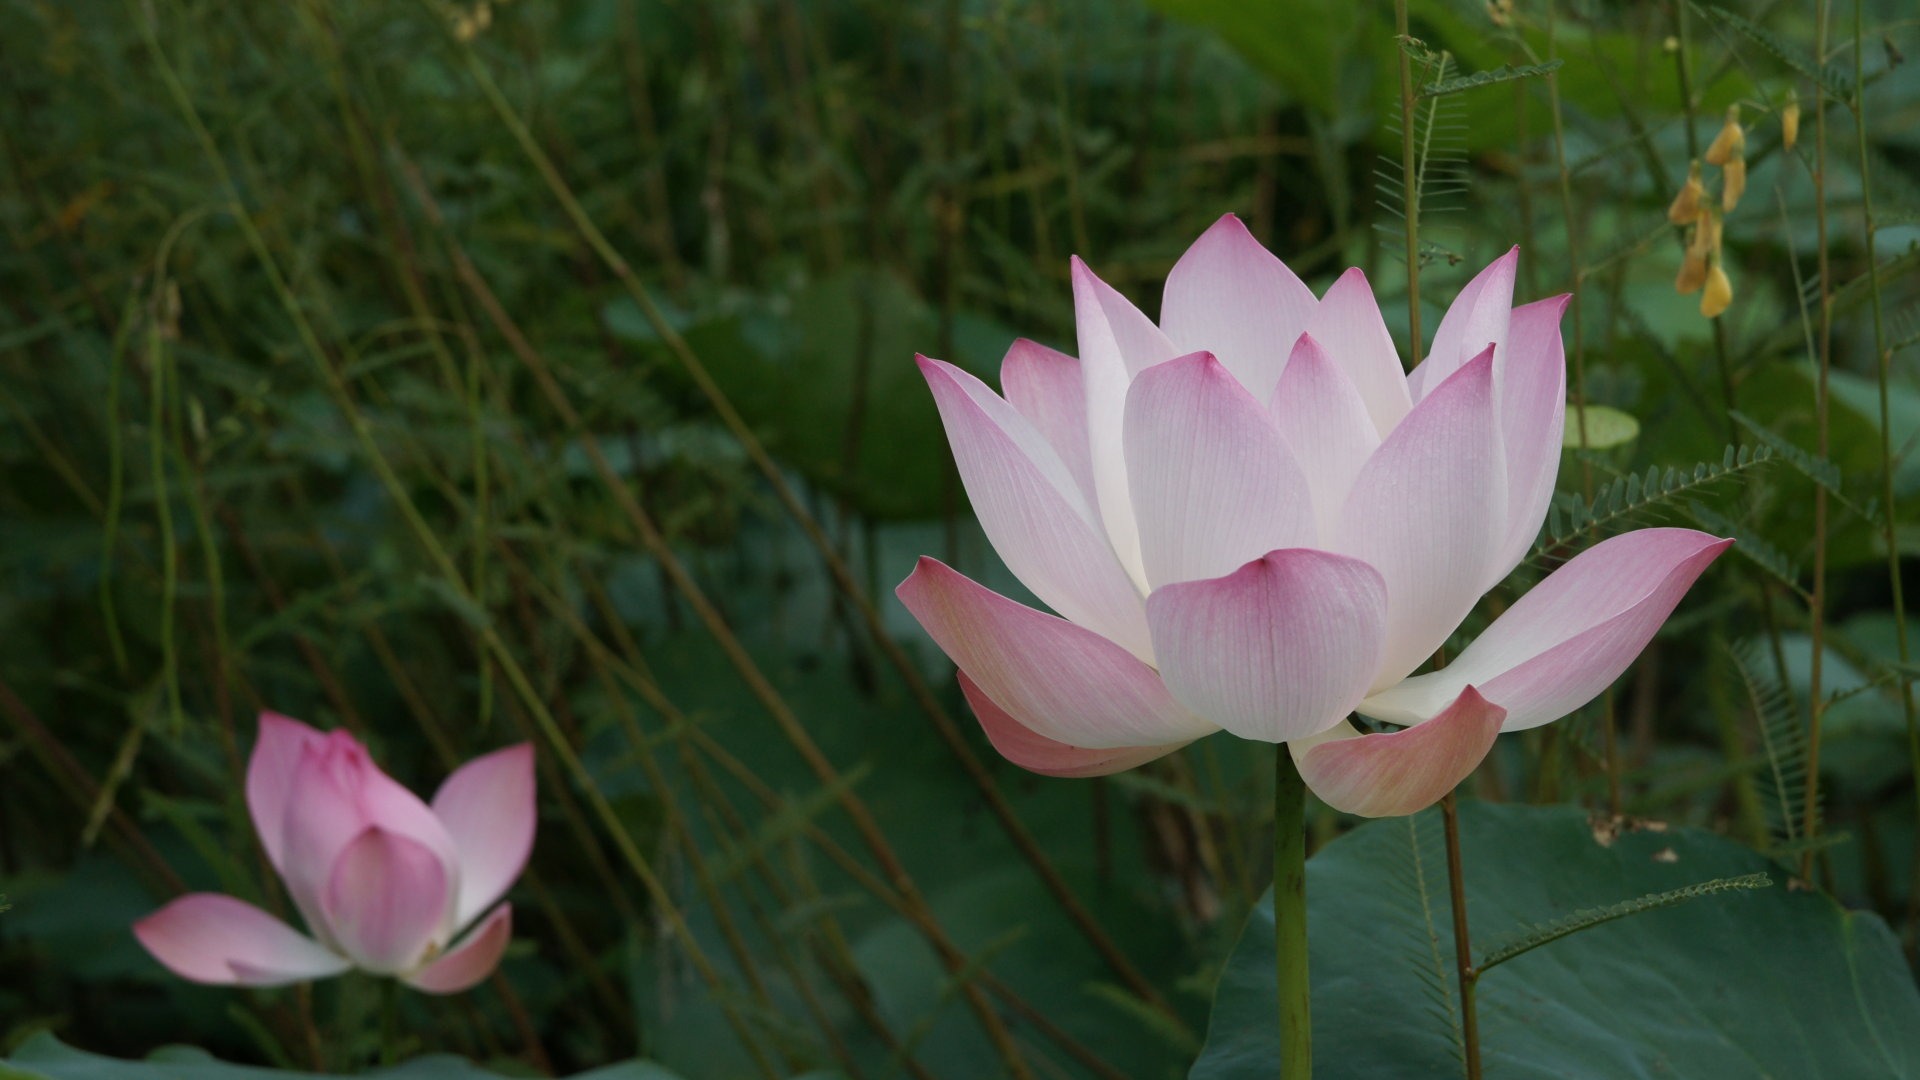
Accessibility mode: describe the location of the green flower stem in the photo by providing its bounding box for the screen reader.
[379,979,400,1067]
[1274,746,1311,1078]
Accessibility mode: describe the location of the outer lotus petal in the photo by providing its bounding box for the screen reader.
[1159,214,1317,403]
[323,827,451,974]
[1304,268,1411,436]
[1269,334,1382,543]
[1489,295,1572,581]
[405,904,513,995]
[133,893,348,987]
[430,744,536,929]
[896,558,1212,749]
[1074,257,1183,588]
[1361,529,1733,731]
[1145,549,1389,744]
[958,672,1189,778]
[1124,352,1317,587]
[918,355,1153,659]
[1001,338,1096,504]
[245,712,325,873]
[1291,687,1505,818]
[1336,347,1506,690]
[1409,248,1518,402]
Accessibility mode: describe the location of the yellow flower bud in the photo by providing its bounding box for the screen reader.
[1687,211,1722,260]
[1701,263,1733,318]
[1676,250,1708,295]
[1705,105,1744,166]
[1722,156,1746,211]
[1668,161,1706,224]
[1782,93,1800,150]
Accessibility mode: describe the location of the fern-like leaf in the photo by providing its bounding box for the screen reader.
[1384,814,1465,1068]
[1419,59,1564,98]
[1375,50,1469,267]
[1686,500,1806,598]
[1728,639,1813,848]
[1477,872,1772,973]
[1698,5,1854,103]
[1728,411,1875,522]
[1533,444,1773,555]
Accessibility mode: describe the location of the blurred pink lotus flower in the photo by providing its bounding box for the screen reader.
[898,214,1730,817]
[134,713,534,994]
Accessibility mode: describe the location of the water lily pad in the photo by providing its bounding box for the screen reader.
[1192,802,1920,1078]
[1562,404,1640,449]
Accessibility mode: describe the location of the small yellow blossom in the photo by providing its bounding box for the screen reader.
[1687,211,1722,261]
[1701,263,1733,318]
[1722,157,1746,211]
[1676,251,1708,295]
[1667,161,1705,224]
[1705,105,1745,166]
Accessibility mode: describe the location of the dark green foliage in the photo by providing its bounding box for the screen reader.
[2,0,1917,1076]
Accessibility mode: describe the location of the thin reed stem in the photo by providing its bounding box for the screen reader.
[1393,0,1422,362]
[1440,793,1482,1080]
[386,133,1035,1074]
[441,38,1180,1032]
[1849,0,1918,928]
[1801,0,1835,877]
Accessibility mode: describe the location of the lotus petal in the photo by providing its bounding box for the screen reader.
[1269,333,1382,542]
[897,557,1212,748]
[405,904,513,995]
[1337,347,1506,689]
[323,827,451,974]
[1146,549,1388,743]
[133,893,348,987]
[1159,213,1317,402]
[1125,351,1316,587]
[1361,529,1733,730]
[1292,687,1505,817]
[430,743,536,929]
[1303,267,1410,437]
[919,355,1152,658]
[959,672,1190,778]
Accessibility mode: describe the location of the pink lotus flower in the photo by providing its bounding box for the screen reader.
[897,215,1729,817]
[134,714,534,994]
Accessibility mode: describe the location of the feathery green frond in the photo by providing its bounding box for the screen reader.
[1477,872,1772,973]
[1729,639,1814,848]
[1729,411,1875,521]
[1687,501,1806,598]
[1533,445,1774,555]
[1375,49,1468,266]
[1419,59,1564,99]
[1389,813,1466,1071]
[1698,5,1854,103]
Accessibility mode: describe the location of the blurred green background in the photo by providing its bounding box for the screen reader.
[2,0,1918,1077]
